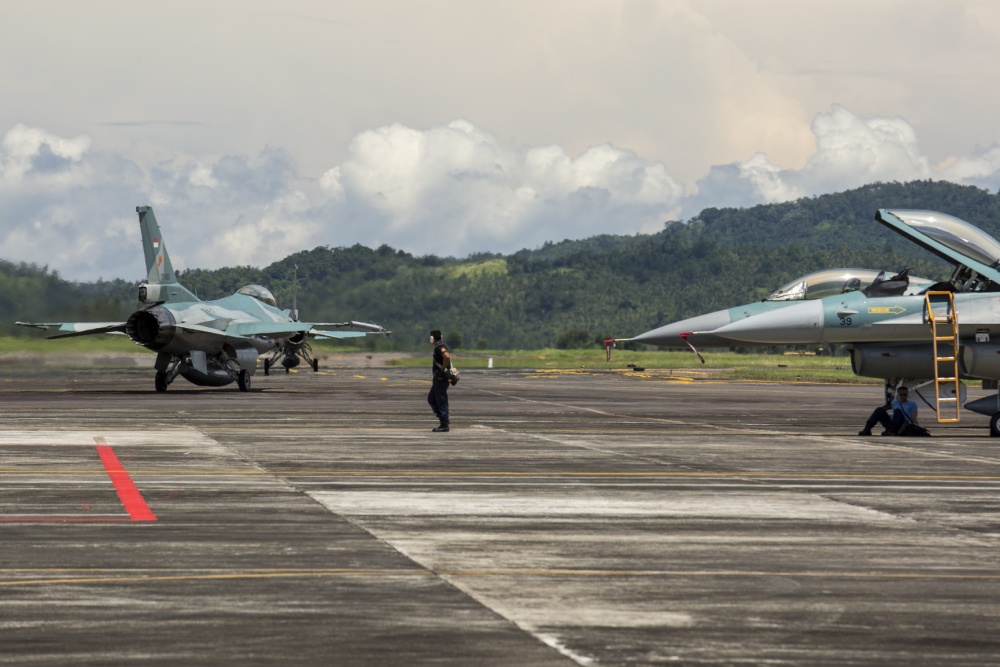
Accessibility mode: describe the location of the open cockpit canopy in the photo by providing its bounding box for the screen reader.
[876,210,1000,292]
[879,210,1000,269]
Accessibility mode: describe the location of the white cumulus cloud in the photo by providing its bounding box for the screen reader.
[6,105,1000,282]
[319,119,685,255]
[1,124,92,184]
[684,105,943,213]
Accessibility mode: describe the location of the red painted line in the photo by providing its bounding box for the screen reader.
[94,439,157,522]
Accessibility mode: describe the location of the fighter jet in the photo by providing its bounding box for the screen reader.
[16,206,390,392]
[673,210,1000,435]
[616,267,935,350]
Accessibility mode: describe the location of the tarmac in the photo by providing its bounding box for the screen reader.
[2,362,1000,665]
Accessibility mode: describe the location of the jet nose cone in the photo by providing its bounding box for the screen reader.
[627,310,734,347]
[711,300,825,344]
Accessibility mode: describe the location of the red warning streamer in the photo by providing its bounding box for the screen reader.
[679,333,706,365]
[95,439,157,521]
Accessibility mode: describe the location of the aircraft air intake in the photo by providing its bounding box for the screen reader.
[125,307,176,350]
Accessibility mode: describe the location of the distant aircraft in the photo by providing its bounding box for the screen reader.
[616,209,1000,436]
[17,206,390,392]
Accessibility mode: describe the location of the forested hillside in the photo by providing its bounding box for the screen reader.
[5,180,999,349]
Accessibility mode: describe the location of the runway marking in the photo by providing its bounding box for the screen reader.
[475,388,1000,466]
[813,435,1000,466]
[0,568,428,586]
[5,469,1000,481]
[94,437,156,521]
[0,517,134,523]
[4,566,1000,587]
[4,469,1000,481]
[477,387,811,435]
[0,435,156,523]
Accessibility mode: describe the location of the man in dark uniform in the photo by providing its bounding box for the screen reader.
[428,330,452,432]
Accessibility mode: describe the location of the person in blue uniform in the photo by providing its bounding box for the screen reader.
[859,386,919,436]
[428,330,452,432]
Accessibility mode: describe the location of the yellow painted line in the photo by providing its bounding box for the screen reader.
[0,568,427,587]
[3,469,1000,481]
[3,567,1000,587]
[438,569,1000,581]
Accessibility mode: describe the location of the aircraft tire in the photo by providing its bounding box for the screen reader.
[991,413,1000,437]
[264,359,270,376]
[154,372,168,393]
[238,370,251,392]
[312,359,319,372]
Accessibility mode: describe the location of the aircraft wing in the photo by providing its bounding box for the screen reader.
[309,330,369,340]
[225,320,390,338]
[15,321,127,339]
[308,320,391,340]
[309,320,391,333]
[225,322,311,337]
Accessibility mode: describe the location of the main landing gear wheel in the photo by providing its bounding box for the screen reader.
[990,413,1000,437]
[312,358,319,372]
[238,370,252,392]
[263,359,270,376]
[154,371,168,393]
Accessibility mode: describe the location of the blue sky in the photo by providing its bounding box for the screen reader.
[3,0,1000,280]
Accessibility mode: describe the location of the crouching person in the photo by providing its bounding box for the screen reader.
[859,386,928,436]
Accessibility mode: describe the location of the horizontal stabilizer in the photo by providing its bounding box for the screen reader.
[49,324,127,339]
[17,321,126,339]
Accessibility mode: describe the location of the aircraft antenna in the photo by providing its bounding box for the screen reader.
[291,264,299,322]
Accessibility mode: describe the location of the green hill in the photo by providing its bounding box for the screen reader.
[5,180,999,348]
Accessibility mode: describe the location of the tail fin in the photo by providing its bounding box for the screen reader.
[136,206,200,303]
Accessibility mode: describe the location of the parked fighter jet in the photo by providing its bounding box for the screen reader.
[644,209,1000,435]
[616,268,935,350]
[16,206,390,392]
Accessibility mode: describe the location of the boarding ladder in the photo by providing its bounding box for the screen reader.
[925,291,961,423]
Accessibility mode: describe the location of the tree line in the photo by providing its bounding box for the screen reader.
[4,180,999,349]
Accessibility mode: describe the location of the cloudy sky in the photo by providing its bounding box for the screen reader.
[4,0,1000,281]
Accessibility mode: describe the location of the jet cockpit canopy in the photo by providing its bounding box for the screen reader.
[883,210,1000,269]
[876,210,1000,293]
[765,268,934,302]
[237,284,277,307]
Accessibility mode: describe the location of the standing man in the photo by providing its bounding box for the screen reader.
[428,330,452,432]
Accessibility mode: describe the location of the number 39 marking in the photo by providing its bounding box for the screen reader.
[839,317,852,326]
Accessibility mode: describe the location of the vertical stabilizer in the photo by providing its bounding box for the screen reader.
[138,206,176,284]
[135,206,199,303]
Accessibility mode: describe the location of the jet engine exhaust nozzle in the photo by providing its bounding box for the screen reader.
[125,306,176,350]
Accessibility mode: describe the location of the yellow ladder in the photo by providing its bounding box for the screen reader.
[925,291,960,423]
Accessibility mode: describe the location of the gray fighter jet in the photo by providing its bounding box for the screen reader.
[616,267,935,351]
[17,206,390,392]
[636,209,1000,435]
